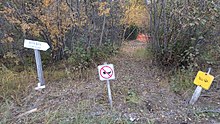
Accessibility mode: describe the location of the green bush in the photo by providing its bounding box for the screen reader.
[150,0,220,69]
[67,42,119,70]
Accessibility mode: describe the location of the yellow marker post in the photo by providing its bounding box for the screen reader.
[189,68,214,105]
[194,71,214,90]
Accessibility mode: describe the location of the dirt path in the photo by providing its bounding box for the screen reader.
[110,41,190,123]
[9,41,220,124]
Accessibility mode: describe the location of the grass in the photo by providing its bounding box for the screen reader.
[133,45,151,59]
[0,66,69,100]
[191,107,220,123]
[5,98,134,124]
[0,99,12,123]
[133,48,146,58]
[0,64,136,124]
[125,90,140,104]
[0,61,91,99]
[0,66,35,101]
[170,68,196,95]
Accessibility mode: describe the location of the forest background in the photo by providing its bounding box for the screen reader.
[0,0,220,123]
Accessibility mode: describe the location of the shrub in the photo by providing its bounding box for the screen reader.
[66,42,119,70]
[149,0,220,70]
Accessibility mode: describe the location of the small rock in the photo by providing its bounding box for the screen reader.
[124,113,139,122]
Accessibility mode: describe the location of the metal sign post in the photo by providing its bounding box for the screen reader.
[24,39,50,90]
[189,68,212,105]
[106,79,113,109]
[34,49,45,89]
[104,62,113,109]
[98,62,115,109]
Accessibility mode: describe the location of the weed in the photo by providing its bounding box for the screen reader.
[192,108,220,122]
[0,65,36,100]
[133,48,147,58]
[0,99,12,124]
[129,42,152,60]
[125,90,140,104]
[170,68,195,94]
[11,99,133,124]
[147,119,155,124]
[0,65,71,111]
[44,68,68,82]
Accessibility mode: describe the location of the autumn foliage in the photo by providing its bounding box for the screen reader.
[122,0,150,28]
[0,0,125,69]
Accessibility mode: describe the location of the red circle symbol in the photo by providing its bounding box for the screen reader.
[100,66,113,79]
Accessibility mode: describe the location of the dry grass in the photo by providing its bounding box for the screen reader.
[0,66,36,101]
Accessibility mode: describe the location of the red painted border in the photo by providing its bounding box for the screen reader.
[100,66,113,79]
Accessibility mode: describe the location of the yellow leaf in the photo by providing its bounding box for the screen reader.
[43,0,52,7]
[7,37,14,43]
[20,23,30,33]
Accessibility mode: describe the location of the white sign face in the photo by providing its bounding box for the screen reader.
[98,64,115,81]
[24,39,50,51]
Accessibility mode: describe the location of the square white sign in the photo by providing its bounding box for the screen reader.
[98,64,115,81]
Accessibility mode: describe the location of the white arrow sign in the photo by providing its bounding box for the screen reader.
[24,39,49,90]
[24,39,50,51]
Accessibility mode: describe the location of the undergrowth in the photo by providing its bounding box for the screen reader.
[0,99,12,123]
[170,68,196,94]
[0,63,86,103]
[0,65,35,100]
[0,41,119,98]
[0,99,134,124]
[66,42,119,70]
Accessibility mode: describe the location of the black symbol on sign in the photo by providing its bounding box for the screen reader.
[199,77,203,82]
[103,71,111,75]
[198,76,208,83]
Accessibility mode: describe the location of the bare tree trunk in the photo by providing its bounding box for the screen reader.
[99,15,106,46]
[56,0,64,60]
[122,26,128,42]
[149,0,153,37]
[76,0,81,18]
[162,0,167,49]
[153,0,158,50]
